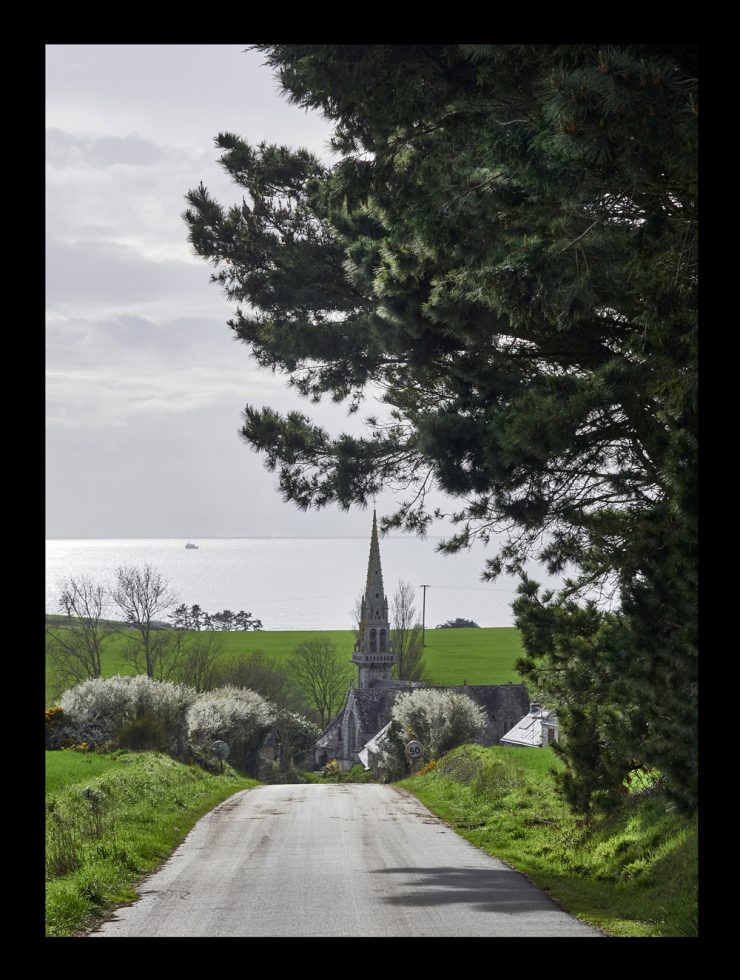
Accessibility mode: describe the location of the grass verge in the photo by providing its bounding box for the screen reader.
[398,744,697,937]
[45,751,258,937]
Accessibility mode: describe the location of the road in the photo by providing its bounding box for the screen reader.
[88,783,601,937]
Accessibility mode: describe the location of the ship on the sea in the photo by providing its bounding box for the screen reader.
[185,543,199,549]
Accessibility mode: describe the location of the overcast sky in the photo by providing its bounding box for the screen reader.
[46,44,428,539]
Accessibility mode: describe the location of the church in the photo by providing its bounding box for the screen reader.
[314,512,530,770]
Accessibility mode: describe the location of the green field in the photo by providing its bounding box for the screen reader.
[399,744,698,938]
[45,751,257,937]
[46,751,130,795]
[46,627,525,701]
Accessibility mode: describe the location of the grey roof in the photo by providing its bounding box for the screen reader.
[316,708,346,748]
[350,685,409,737]
[500,707,558,748]
[358,721,392,769]
[455,684,529,716]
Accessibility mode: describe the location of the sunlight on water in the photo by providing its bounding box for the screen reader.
[45,537,547,631]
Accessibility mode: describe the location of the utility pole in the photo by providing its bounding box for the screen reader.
[420,584,430,647]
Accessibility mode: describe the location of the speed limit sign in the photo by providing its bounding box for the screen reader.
[405,740,424,761]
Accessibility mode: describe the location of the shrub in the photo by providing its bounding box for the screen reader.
[392,688,486,757]
[376,689,486,777]
[260,761,308,785]
[347,763,379,783]
[320,758,345,780]
[187,686,275,772]
[117,714,169,752]
[415,758,439,777]
[273,709,322,771]
[59,675,196,757]
[45,707,66,749]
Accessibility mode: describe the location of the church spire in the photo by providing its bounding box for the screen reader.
[365,509,385,601]
[353,509,396,687]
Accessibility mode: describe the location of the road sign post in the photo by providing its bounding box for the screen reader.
[212,740,230,773]
[404,740,425,774]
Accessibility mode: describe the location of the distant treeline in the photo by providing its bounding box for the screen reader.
[170,604,262,632]
[436,618,480,629]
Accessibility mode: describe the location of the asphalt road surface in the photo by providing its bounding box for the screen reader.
[89,784,601,937]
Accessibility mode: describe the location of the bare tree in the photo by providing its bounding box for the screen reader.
[168,631,224,690]
[391,580,427,682]
[109,565,179,679]
[289,637,353,729]
[46,575,116,695]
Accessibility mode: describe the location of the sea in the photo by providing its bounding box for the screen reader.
[45,537,548,631]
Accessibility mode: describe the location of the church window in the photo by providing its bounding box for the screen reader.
[379,630,386,653]
[370,629,377,652]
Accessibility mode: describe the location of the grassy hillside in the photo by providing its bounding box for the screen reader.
[46,627,525,701]
[45,751,257,937]
[399,744,698,938]
[421,627,524,684]
[46,751,130,796]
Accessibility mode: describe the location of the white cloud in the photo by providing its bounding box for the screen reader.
[44,45,383,537]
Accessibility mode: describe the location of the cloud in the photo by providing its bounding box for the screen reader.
[46,128,167,168]
[45,45,336,162]
[43,46,365,538]
[46,238,209,306]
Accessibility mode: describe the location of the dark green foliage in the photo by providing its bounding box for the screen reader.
[272,708,321,772]
[185,45,696,812]
[46,707,66,749]
[436,618,480,629]
[116,713,170,753]
[170,605,262,631]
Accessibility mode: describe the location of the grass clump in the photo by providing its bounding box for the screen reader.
[398,744,697,937]
[45,751,257,937]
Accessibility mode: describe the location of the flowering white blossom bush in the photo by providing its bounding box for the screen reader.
[187,686,276,766]
[391,688,486,758]
[276,710,322,749]
[59,675,196,754]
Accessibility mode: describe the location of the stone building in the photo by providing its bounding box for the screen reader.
[314,512,530,770]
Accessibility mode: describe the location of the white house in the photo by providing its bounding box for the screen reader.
[499,703,559,748]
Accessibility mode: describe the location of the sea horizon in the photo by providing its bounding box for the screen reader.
[46,536,559,631]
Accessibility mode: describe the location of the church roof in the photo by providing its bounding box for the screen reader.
[456,685,529,714]
[350,684,410,737]
[316,709,345,749]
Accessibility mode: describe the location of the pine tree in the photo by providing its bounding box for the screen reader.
[184,45,697,811]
